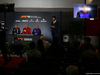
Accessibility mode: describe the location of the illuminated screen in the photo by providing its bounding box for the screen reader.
[74,4,98,18]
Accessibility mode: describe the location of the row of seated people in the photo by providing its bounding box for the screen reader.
[12,24,41,35]
[11,36,100,75]
[10,36,99,62]
[1,35,99,74]
[12,50,100,75]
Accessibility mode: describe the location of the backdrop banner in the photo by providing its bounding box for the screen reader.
[6,12,61,43]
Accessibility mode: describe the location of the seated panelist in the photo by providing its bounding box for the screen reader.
[32,25,41,35]
[12,24,20,35]
[22,24,31,34]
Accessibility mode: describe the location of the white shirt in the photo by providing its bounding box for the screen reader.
[53,20,56,24]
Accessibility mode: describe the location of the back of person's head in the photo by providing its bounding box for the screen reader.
[84,37,91,44]
[40,34,45,40]
[66,65,79,75]
[28,41,41,62]
[37,39,45,57]
[29,41,36,50]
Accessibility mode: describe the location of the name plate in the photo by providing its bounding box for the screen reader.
[17,34,33,36]
[24,38,32,41]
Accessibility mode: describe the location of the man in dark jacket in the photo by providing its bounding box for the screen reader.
[12,24,20,35]
[32,25,41,35]
[50,16,59,41]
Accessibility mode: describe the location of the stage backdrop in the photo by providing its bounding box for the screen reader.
[6,12,61,42]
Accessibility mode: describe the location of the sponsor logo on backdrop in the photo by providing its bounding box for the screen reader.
[15,20,21,22]
[15,15,47,23]
[22,20,28,22]
[27,16,41,18]
[21,15,27,18]
[35,19,39,22]
[29,19,34,22]
[41,19,47,22]
[20,15,41,18]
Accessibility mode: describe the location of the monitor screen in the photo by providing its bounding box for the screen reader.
[74,4,98,19]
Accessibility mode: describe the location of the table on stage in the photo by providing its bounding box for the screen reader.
[6,34,41,44]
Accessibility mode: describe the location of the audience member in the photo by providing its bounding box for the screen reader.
[79,49,100,73]
[66,65,79,75]
[36,39,45,57]
[47,38,65,58]
[26,41,41,62]
[14,41,42,75]
[80,49,99,63]
[40,35,50,52]
[78,37,97,54]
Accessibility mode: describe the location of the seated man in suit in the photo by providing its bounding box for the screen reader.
[22,24,31,34]
[32,25,41,35]
[12,24,20,35]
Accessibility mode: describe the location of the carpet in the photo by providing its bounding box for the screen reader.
[0,56,26,75]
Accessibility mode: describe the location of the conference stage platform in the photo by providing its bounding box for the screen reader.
[6,34,41,44]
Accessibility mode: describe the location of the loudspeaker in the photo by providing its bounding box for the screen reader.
[0,3,15,12]
[63,34,69,42]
